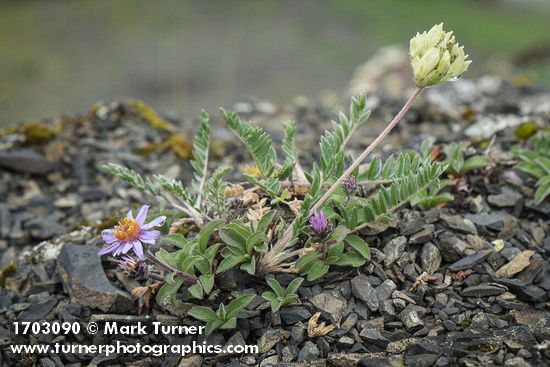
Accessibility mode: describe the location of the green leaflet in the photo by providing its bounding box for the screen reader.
[191,110,211,207]
[320,95,371,179]
[513,132,550,205]
[221,108,277,178]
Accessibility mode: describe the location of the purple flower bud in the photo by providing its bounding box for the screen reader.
[342,175,358,195]
[309,209,333,240]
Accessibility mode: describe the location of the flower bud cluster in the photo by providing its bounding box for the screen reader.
[410,23,471,87]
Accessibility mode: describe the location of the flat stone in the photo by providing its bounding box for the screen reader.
[57,244,133,312]
[441,215,477,235]
[461,284,507,297]
[0,204,10,239]
[16,299,58,321]
[298,341,320,362]
[280,306,312,325]
[281,345,299,363]
[465,212,511,227]
[404,354,438,367]
[496,278,548,303]
[336,312,358,336]
[400,309,424,332]
[516,256,543,284]
[0,149,56,175]
[469,312,508,330]
[220,332,246,356]
[420,242,441,274]
[260,356,279,367]
[311,292,346,324]
[488,190,522,208]
[25,217,67,240]
[409,226,434,244]
[448,249,493,271]
[495,250,535,278]
[375,279,397,303]
[435,231,463,262]
[386,337,437,354]
[360,328,390,348]
[329,352,387,367]
[383,236,407,267]
[351,275,378,312]
[178,355,203,367]
[258,328,285,353]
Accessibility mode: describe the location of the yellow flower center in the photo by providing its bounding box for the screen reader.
[113,217,141,241]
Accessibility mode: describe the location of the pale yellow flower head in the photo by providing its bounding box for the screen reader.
[410,23,471,87]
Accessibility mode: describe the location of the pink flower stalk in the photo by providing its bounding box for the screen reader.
[98,205,166,259]
[309,209,333,240]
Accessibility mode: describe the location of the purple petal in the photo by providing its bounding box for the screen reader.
[120,241,134,255]
[126,210,133,219]
[133,241,144,259]
[98,241,120,256]
[139,229,160,244]
[143,215,166,230]
[135,205,149,226]
[102,229,117,244]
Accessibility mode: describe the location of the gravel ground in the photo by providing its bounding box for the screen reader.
[1,65,550,366]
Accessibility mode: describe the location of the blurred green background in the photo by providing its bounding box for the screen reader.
[1,0,550,124]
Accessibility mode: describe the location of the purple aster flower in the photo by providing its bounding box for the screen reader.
[309,209,333,240]
[98,205,166,259]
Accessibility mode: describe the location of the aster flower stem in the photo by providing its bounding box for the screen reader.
[261,86,423,272]
[145,250,198,285]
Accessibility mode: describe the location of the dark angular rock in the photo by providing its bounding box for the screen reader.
[461,284,507,297]
[0,149,56,175]
[375,279,396,303]
[420,242,441,274]
[298,341,320,362]
[488,190,522,208]
[57,244,133,312]
[448,249,493,271]
[404,354,438,367]
[351,275,379,312]
[217,268,246,290]
[336,312,358,336]
[465,212,512,229]
[16,299,58,322]
[435,231,462,262]
[360,328,390,348]
[441,215,477,235]
[0,204,10,239]
[400,309,424,332]
[25,218,67,240]
[258,328,284,354]
[469,312,508,330]
[311,292,346,324]
[534,314,550,342]
[280,306,312,325]
[409,226,434,244]
[290,323,306,345]
[496,278,547,303]
[383,236,407,267]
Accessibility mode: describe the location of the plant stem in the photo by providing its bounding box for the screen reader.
[145,250,198,285]
[312,87,423,212]
[262,87,423,270]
